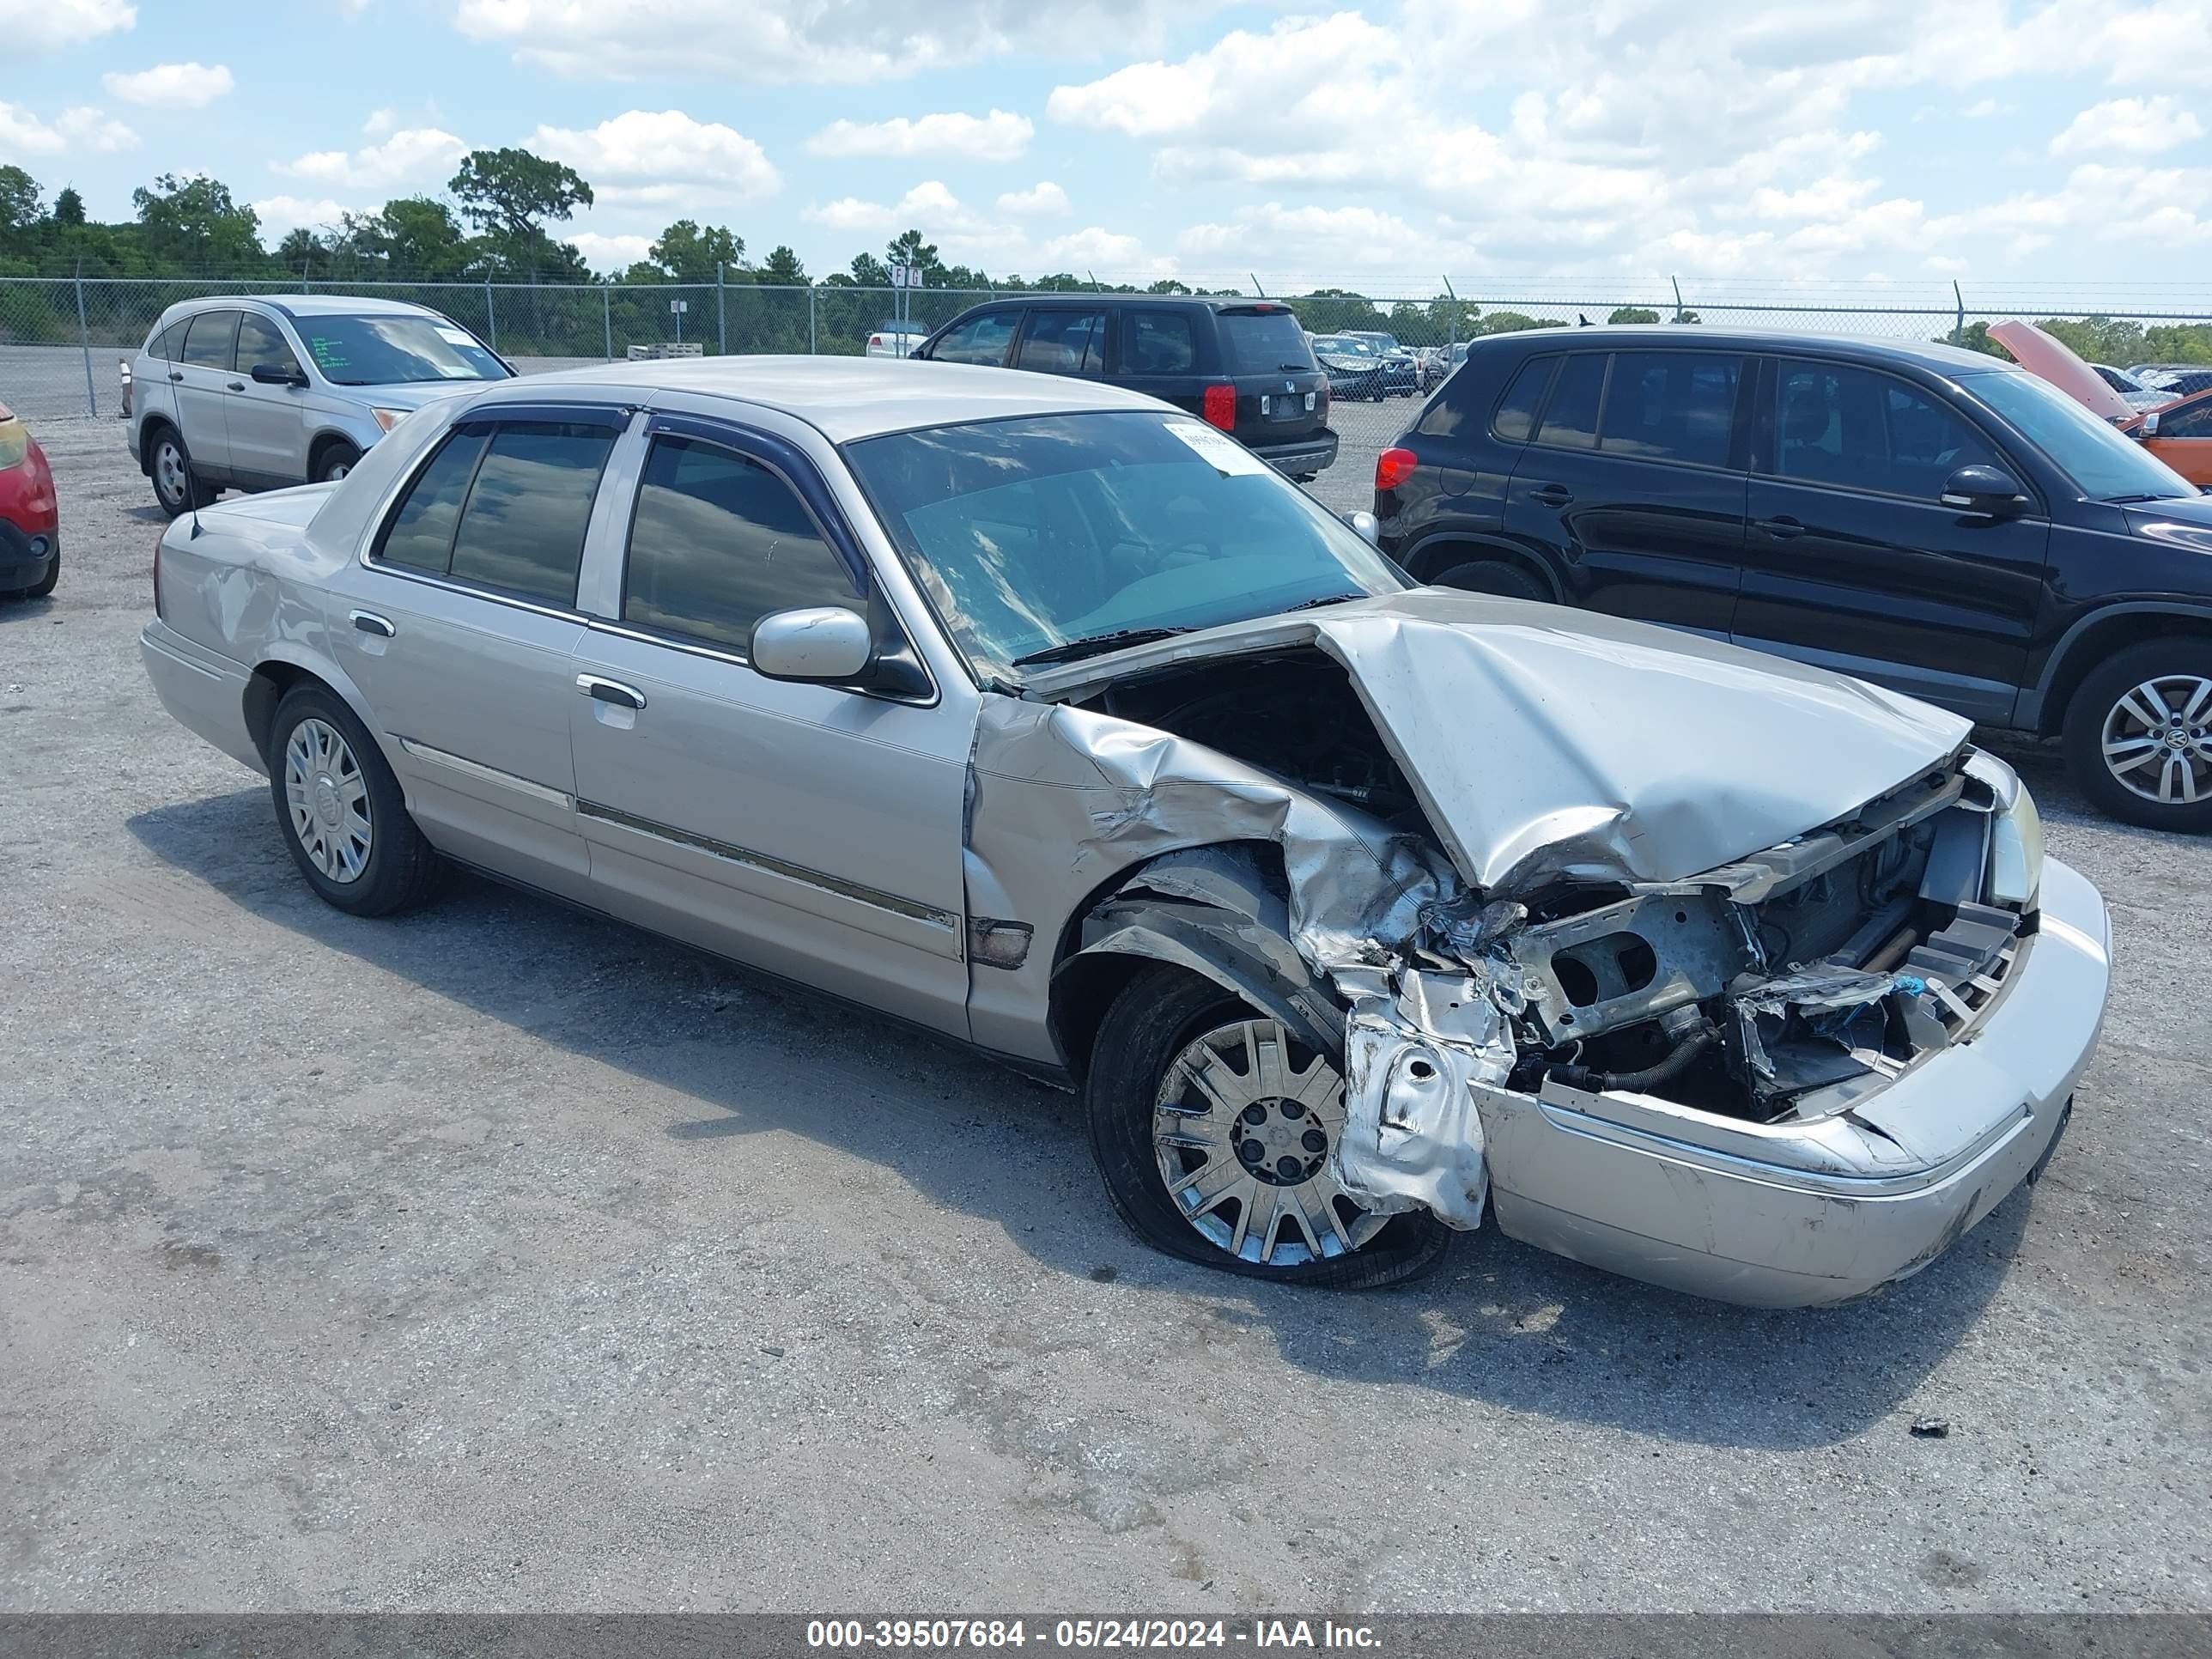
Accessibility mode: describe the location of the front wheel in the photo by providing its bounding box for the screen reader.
[266,684,443,915]
[313,441,361,483]
[1085,964,1452,1287]
[2063,639,2212,831]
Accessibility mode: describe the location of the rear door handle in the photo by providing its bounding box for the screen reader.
[1529,483,1572,507]
[168,371,184,382]
[226,380,245,392]
[577,674,647,711]
[349,611,394,637]
[1757,515,1806,540]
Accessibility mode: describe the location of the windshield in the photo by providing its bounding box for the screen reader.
[1219,308,1313,373]
[1966,369,2195,501]
[1352,334,1401,351]
[297,314,511,386]
[1315,337,1376,358]
[845,410,1406,678]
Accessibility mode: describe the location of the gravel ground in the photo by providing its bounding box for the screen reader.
[2,416,2207,1613]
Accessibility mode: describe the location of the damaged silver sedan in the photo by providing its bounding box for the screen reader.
[137,358,2111,1304]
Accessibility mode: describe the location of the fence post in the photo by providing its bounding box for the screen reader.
[717,265,727,356]
[1670,275,1686,324]
[809,285,817,355]
[1953,281,1966,347]
[603,286,613,361]
[484,280,497,349]
[74,264,96,416]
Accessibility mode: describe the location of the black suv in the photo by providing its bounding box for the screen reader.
[1376,325,2212,830]
[916,296,1337,480]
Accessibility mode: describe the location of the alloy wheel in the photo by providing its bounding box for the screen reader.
[155,440,187,507]
[2100,674,2212,805]
[283,717,374,882]
[1152,1017,1387,1268]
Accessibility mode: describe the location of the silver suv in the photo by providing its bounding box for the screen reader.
[125,295,512,517]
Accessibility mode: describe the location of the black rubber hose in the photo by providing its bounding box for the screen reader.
[1550,1020,1719,1093]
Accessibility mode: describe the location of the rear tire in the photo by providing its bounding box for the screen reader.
[2062,639,2212,832]
[149,427,216,518]
[1431,558,1548,603]
[313,441,361,483]
[265,684,443,915]
[1085,963,1453,1289]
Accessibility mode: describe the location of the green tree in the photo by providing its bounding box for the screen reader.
[276,227,320,273]
[52,185,86,227]
[368,197,472,279]
[1146,278,1193,295]
[131,173,266,269]
[757,245,806,285]
[447,147,592,276]
[1609,306,1661,325]
[847,252,890,288]
[1474,311,1567,335]
[0,166,41,242]
[642,219,743,283]
[1942,320,2011,358]
[884,228,941,280]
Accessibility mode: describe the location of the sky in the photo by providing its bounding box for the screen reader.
[3,0,2210,304]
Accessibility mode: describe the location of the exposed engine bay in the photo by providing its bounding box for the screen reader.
[1079,648,2031,1141]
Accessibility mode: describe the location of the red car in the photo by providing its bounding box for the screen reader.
[0,401,59,599]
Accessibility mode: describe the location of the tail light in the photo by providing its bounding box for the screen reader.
[868,334,884,349]
[1376,447,1418,491]
[1201,383,1236,430]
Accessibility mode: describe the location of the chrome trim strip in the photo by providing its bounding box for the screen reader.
[361,561,587,624]
[396,738,574,809]
[576,797,957,932]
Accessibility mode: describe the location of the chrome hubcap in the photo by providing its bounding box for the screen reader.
[1153,1018,1386,1268]
[2101,674,2212,806]
[283,718,372,882]
[156,442,185,501]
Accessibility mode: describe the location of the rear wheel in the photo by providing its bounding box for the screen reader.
[266,684,443,915]
[1085,964,1452,1288]
[2063,639,2212,831]
[1431,558,1548,602]
[149,428,216,518]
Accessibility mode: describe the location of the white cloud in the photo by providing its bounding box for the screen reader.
[2051,96,2204,157]
[997,181,1069,216]
[1038,226,1173,274]
[251,195,353,236]
[528,109,779,204]
[807,109,1031,161]
[0,0,134,49]
[453,0,1197,83]
[568,230,653,270]
[0,102,138,155]
[279,127,466,190]
[102,63,234,108]
[804,179,971,235]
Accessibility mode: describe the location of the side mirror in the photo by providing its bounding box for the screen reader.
[1941,465,2029,519]
[2139,410,2161,439]
[252,362,307,386]
[750,606,874,684]
[1342,509,1380,546]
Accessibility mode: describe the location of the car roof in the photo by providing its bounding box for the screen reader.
[161,293,447,322]
[1457,324,2022,375]
[472,354,1173,443]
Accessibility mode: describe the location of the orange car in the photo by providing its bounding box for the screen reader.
[1990,321,2212,488]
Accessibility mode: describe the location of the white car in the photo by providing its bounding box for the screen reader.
[866,320,927,359]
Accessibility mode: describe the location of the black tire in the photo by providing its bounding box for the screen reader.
[2062,638,2212,832]
[25,547,58,599]
[265,684,442,915]
[148,425,216,518]
[313,441,362,483]
[1085,963,1454,1289]
[1431,558,1548,602]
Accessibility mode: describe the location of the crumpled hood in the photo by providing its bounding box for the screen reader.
[1023,588,1972,892]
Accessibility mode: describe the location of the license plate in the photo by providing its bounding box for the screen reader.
[1262,392,1314,421]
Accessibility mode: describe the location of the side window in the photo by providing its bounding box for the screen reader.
[1599,351,1743,467]
[1490,356,1556,442]
[447,422,616,605]
[150,320,188,361]
[931,310,1020,366]
[1534,354,1606,450]
[623,434,861,654]
[1123,311,1197,374]
[2160,398,2212,439]
[376,429,489,573]
[1774,362,1998,499]
[1018,310,1106,374]
[180,311,240,370]
[234,315,301,379]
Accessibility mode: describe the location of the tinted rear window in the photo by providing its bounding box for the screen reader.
[1220,310,1311,374]
[446,422,614,605]
[1600,351,1742,467]
[1535,355,1606,450]
[1492,357,1555,442]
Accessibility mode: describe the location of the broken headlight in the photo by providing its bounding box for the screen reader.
[1966,750,2043,910]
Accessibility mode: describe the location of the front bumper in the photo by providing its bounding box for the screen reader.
[1253,428,1340,478]
[1480,858,2112,1307]
[0,519,57,590]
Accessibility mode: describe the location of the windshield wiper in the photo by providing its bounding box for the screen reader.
[2102,492,2174,503]
[1285,592,1367,612]
[1010,627,1194,668]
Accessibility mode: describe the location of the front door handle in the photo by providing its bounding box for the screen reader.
[168,370,184,382]
[226,380,245,392]
[349,610,395,637]
[1529,483,1572,507]
[1757,515,1806,540]
[577,674,647,711]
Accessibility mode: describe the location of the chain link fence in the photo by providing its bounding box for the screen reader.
[3,273,2209,421]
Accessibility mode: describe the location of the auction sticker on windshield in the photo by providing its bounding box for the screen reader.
[435,325,476,347]
[1165,420,1271,477]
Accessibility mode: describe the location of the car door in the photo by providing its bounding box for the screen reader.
[2143,392,2212,489]
[226,312,311,487]
[565,411,972,1037]
[1500,348,1752,635]
[1013,306,1109,382]
[1732,356,2050,723]
[922,307,1022,367]
[171,309,240,477]
[325,401,629,903]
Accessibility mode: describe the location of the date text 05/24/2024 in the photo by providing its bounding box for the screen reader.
[806,1620,1383,1650]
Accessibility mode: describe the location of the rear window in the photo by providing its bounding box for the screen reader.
[1123,311,1197,374]
[375,420,616,606]
[1535,355,1606,450]
[1491,357,1555,442]
[1599,351,1742,467]
[1220,309,1311,374]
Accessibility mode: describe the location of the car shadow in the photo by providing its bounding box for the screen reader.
[127,786,2025,1451]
